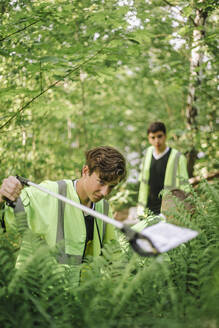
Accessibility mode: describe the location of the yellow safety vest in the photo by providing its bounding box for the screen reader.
[5,179,114,285]
[137,147,189,217]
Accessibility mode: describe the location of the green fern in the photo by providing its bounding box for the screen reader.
[0,181,218,327]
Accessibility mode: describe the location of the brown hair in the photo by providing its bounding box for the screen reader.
[85,146,127,182]
[147,122,166,135]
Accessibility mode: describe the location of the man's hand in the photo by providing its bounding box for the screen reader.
[0,176,23,204]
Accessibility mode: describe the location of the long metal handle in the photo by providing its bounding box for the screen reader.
[26,179,123,229]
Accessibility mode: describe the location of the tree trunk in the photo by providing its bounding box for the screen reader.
[186,1,208,177]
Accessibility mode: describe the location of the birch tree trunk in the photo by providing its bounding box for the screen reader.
[186,1,208,177]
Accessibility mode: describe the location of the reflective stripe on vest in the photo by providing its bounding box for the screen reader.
[140,148,149,185]
[102,199,109,242]
[137,147,153,212]
[164,151,181,190]
[14,196,28,234]
[56,180,83,265]
[56,180,67,244]
[172,151,181,188]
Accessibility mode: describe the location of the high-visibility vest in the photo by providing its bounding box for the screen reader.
[5,179,114,285]
[137,147,189,217]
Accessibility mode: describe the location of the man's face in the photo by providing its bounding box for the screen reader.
[82,166,119,203]
[148,130,166,153]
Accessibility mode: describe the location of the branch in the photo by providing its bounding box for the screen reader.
[162,0,197,27]
[163,0,175,6]
[189,171,219,186]
[0,47,105,131]
[0,20,40,42]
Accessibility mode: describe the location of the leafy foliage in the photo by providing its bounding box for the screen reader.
[0,0,218,185]
[0,182,219,327]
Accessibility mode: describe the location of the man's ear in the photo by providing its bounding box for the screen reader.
[82,165,89,177]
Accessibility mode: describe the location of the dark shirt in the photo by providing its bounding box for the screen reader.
[84,214,94,244]
[72,180,94,244]
[0,204,6,232]
[147,148,171,214]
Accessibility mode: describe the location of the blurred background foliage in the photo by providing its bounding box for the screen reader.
[0,0,218,208]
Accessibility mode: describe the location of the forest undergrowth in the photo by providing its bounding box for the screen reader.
[0,181,218,328]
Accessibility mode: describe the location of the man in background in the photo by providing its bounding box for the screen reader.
[137,121,189,217]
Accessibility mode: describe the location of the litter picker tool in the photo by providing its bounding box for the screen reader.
[5,176,198,257]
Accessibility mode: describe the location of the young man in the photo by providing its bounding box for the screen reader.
[0,146,126,285]
[137,122,189,217]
